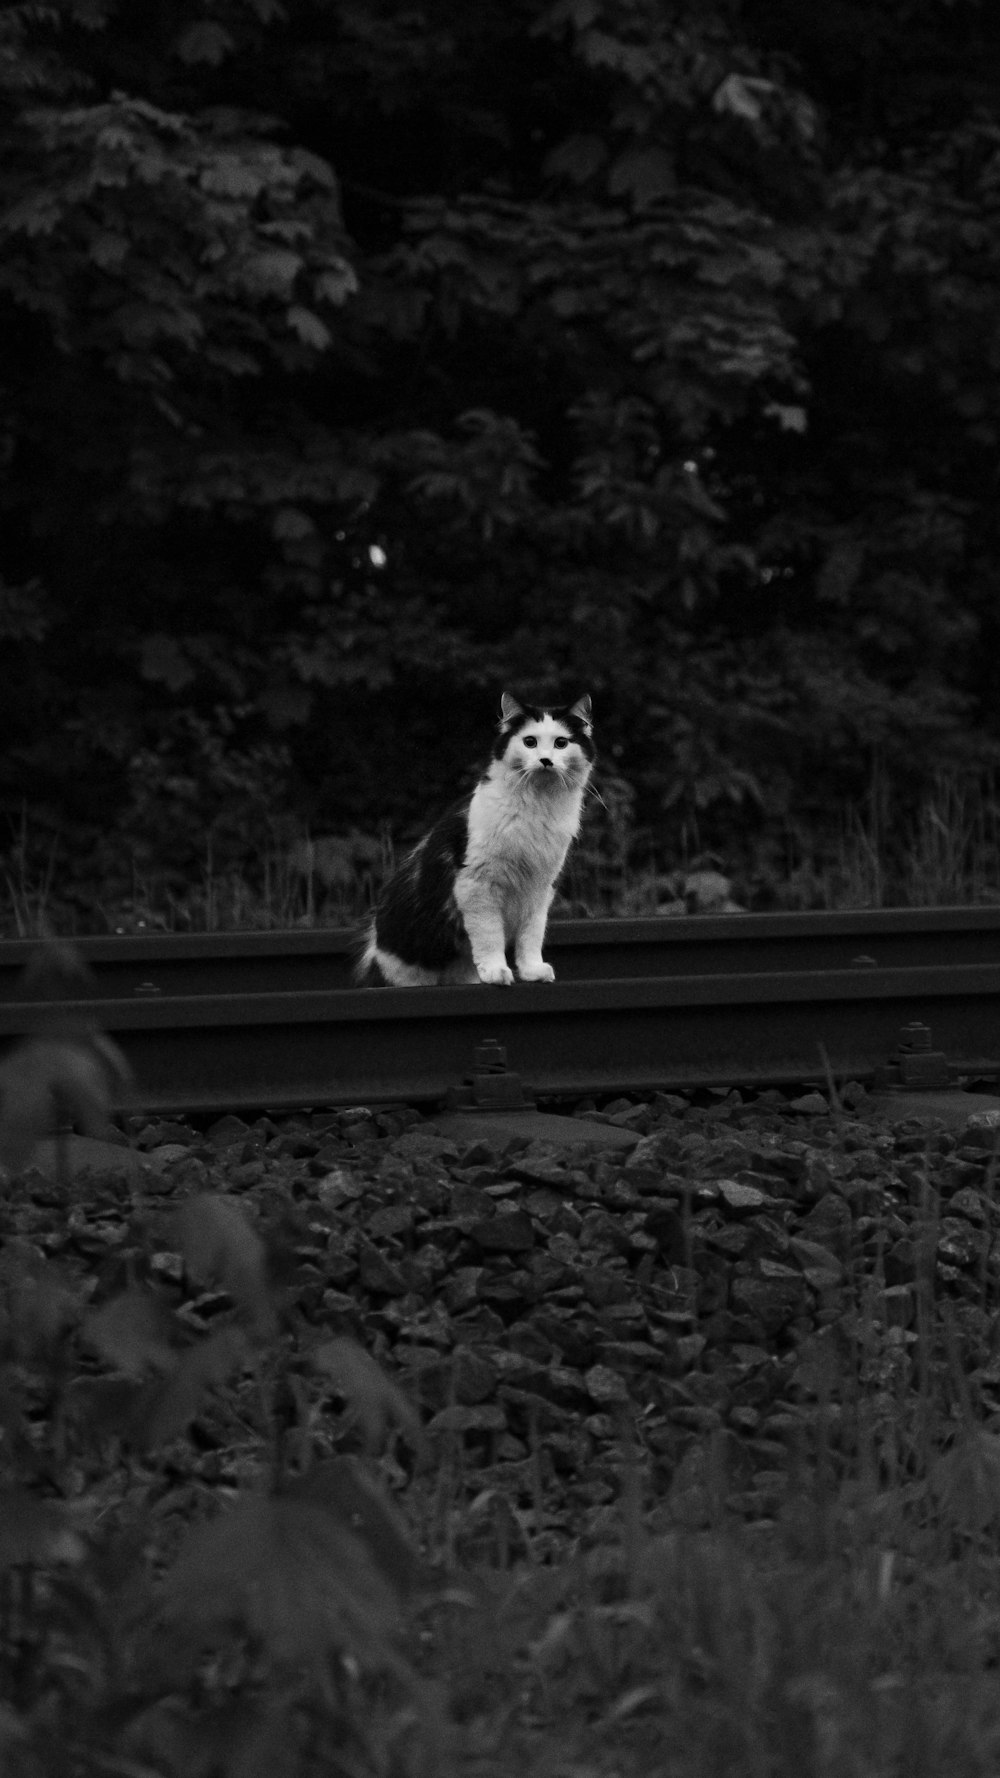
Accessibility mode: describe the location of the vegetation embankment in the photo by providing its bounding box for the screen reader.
[9,761,1000,937]
[5,1050,1000,1772]
[6,4,1000,918]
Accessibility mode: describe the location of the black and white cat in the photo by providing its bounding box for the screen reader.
[358,692,594,987]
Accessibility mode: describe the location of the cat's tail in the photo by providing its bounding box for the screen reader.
[350,917,384,986]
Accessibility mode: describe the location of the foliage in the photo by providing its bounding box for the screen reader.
[5,1,1000,903]
[0,1026,432,1775]
[11,981,1000,1771]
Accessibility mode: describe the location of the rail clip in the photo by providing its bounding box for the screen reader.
[445,1038,536,1113]
[872,1021,950,1092]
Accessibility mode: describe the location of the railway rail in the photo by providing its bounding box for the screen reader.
[2,909,1000,1115]
[3,904,1000,998]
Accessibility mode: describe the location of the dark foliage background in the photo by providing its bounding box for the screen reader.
[5,0,1000,915]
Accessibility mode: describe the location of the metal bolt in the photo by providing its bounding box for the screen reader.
[474,1038,507,1073]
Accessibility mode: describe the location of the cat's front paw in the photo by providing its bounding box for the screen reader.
[476,960,515,987]
[517,960,555,983]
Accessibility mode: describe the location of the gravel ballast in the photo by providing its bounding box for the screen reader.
[26,1081,996,1536]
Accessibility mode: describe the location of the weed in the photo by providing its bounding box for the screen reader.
[7,967,1000,1774]
[10,767,1000,934]
[0,1010,437,1776]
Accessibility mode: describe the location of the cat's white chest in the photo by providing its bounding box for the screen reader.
[463,777,580,890]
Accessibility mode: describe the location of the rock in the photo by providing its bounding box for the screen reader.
[467,1210,535,1252]
[356,1240,409,1296]
[414,1348,499,1409]
[79,1061,1000,1534]
[207,1114,252,1149]
[937,1218,984,1268]
[787,1092,829,1115]
[452,1347,501,1403]
[583,1364,630,1405]
[441,1267,485,1312]
[730,1273,808,1336]
[390,1130,461,1164]
[579,1268,633,1308]
[787,1236,844,1286]
[522,1187,565,1221]
[451,1183,496,1220]
[715,1178,777,1214]
[368,1204,417,1239]
[964,1109,1000,1147]
[28,1135,163,1182]
[949,1186,987,1223]
[507,1145,571,1185]
[315,1168,365,1207]
[644,1206,688,1262]
[498,1386,574,1435]
[147,1143,193,1167]
[426,1404,508,1436]
[797,1192,853,1258]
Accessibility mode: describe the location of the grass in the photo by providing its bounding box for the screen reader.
[15,1240,1000,1777]
[795,770,1000,915]
[7,767,1000,936]
[433,1511,1000,1776]
[408,1102,1000,1778]
[418,1251,1000,1777]
[425,1435,1000,1770]
[5,1029,1000,1771]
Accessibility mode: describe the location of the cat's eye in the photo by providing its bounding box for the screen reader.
[554,737,569,748]
[523,736,537,748]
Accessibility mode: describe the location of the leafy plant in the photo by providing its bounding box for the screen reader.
[0,951,435,1775]
[7,2,1000,909]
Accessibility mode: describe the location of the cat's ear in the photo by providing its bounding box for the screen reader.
[569,694,593,732]
[500,691,524,725]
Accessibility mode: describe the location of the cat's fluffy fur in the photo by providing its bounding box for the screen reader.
[357,692,594,987]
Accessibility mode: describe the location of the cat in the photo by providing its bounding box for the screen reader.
[357,691,594,987]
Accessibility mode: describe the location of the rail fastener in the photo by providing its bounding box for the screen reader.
[444,1038,536,1113]
[871,1021,952,1093]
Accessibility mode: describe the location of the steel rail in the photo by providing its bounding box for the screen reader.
[2,905,1000,999]
[4,962,1000,1115]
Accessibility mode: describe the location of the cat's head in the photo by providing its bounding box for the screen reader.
[493,691,595,789]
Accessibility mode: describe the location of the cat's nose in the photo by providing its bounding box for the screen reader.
[539,756,554,769]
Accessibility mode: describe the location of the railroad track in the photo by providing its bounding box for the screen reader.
[2,908,1000,1115]
[3,905,1000,997]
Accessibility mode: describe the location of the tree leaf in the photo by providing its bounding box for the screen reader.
[1,1253,81,1361]
[286,304,331,350]
[607,145,675,207]
[0,1493,87,1569]
[284,1456,419,1596]
[160,1489,403,1665]
[930,1430,1000,1537]
[0,1035,131,1174]
[201,151,264,198]
[140,632,197,691]
[315,261,358,304]
[311,1336,422,1452]
[141,1325,248,1447]
[82,1287,177,1377]
[272,506,315,542]
[174,22,235,66]
[239,248,301,294]
[174,1195,275,1336]
[543,133,607,184]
